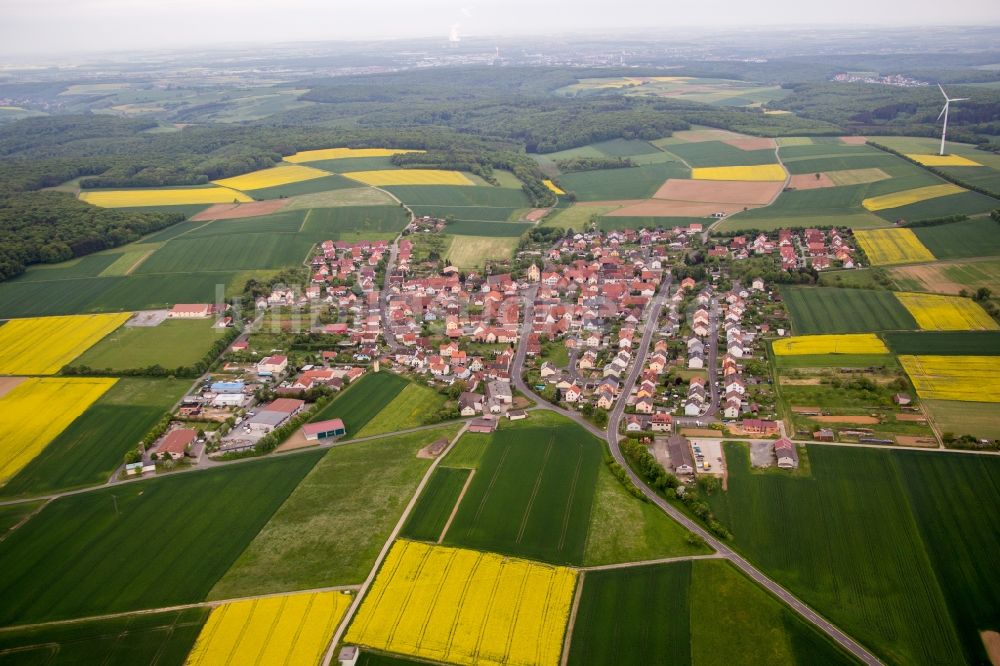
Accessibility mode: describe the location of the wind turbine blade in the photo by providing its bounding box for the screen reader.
[938,83,947,99]
[937,104,948,121]
[951,98,970,102]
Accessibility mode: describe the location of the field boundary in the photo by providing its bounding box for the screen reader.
[437,468,475,543]
[321,423,469,666]
[560,571,585,666]
[0,583,361,634]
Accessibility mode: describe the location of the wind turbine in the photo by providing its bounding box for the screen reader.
[937,84,969,156]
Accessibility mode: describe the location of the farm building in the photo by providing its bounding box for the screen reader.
[169,303,212,319]
[666,434,694,475]
[303,419,346,441]
[247,398,305,433]
[156,428,196,460]
[211,393,245,408]
[741,419,779,435]
[468,417,498,433]
[257,355,288,376]
[775,438,799,469]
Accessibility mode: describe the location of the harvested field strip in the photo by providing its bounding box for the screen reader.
[862,184,965,211]
[691,165,786,181]
[187,591,352,665]
[788,173,834,189]
[826,167,891,186]
[772,334,889,356]
[896,292,999,331]
[190,199,289,221]
[652,178,783,204]
[285,148,423,163]
[0,377,116,485]
[0,313,131,375]
[890,259,1000,295]
[906,154,982,167]
[212,165,331,191]
[402,467,473,542]
[345,540,576,666]
[79,187,251,208]
[345,170,473,186]
[899,355,1000,402]
[854,229,936,266]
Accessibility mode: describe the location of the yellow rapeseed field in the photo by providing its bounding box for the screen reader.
[905,154,982,167]
[0,313,131,375]
[899,355,1000,402]
[186,590,351,666]
[0,377,116,483]
[343,170,474,186]
[854,228,936,266]
[80,188,251,208]
[346,540,577,666]
[691,165,786,181]
[543,179,566,195]
[862,183,965,211]
[211,165,331,191]
[285,147,424,163]
[895,292,999,331]
[773,333,889,356]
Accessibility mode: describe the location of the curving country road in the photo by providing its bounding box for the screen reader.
[511,277,882,666]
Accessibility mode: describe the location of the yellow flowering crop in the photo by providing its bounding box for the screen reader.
[862,183,965,211]
[896,292,999,331]
[80,188,251,208]
[346,540,577,666]
[186,590,352,666]
[691,165,786,181]
[0,313,131,375]
[773,334,889,356]
[285,148,424,163]
[343,170,474,186]
[212,165,331,191]
[543,179,566,195]
[854,229,935,266]
[899,355,1000,402]
[905,154,982,167]
[0,377,116,483]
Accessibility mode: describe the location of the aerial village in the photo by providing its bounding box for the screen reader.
[137,219,861,481]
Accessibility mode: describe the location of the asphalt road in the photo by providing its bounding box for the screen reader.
[510,278,883,665]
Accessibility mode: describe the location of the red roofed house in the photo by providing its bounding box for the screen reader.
[303,419,347,441]
[156,428,196,460]
[257,355,288,376]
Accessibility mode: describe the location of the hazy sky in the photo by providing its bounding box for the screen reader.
[2,0,999,56]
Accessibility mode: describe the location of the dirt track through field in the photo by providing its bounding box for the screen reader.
[437,468,475,543]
